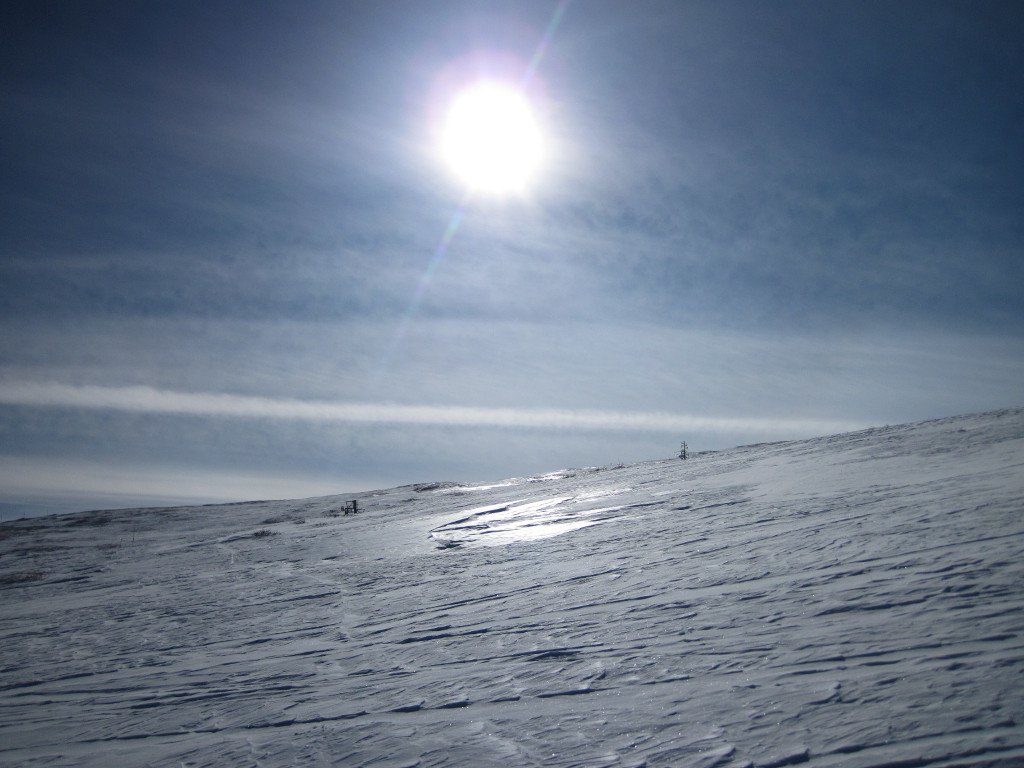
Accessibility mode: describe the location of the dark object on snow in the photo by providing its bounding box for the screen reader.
[679,441,689,460]
[343,500,359,516]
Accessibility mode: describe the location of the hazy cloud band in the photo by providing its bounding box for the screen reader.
[0,382,867,436]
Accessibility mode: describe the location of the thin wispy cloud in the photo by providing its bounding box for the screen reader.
[0,382,866,436]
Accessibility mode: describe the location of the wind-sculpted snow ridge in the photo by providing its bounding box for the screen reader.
[1,409,1023,767]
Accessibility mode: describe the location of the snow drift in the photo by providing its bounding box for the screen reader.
[1,408,1022,767]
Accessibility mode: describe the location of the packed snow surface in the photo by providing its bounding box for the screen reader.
[2,409,1023,767]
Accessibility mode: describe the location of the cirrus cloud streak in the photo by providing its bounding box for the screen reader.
[0,381,866,437]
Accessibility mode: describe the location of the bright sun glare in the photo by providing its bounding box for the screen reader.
[441,81,543,194]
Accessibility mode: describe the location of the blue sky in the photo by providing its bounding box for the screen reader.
[2,0,1022,518]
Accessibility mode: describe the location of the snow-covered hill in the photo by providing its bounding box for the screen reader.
[1,409,1022,768]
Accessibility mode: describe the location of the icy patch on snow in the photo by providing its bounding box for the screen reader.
[461,480,518,492]
[429,493,632,548]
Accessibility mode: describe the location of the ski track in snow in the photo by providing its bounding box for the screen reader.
[1,408,1023,767]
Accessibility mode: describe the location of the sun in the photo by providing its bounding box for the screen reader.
[440,81,543,195]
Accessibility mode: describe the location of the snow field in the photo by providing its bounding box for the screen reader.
[1,408,1022,767]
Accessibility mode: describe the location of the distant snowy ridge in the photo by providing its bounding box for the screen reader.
[1,408,1022,767]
